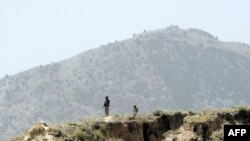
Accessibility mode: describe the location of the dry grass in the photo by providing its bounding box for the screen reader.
[28,125,46,139]
[10,107,250,141]
[211,129,223,141]
[185,111,216,123]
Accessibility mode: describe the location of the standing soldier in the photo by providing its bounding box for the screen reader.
[103,96,110,116]
[133,105,138,117]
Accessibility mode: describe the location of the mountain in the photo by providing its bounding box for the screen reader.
[10,107,250,141]
[1,26,250,140]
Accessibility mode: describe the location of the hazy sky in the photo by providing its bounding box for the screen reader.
[0,0,249,78]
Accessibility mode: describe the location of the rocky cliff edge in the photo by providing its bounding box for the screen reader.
[10,107,250,141]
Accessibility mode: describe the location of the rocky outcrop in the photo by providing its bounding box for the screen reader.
[164,108,250,141]
[10,107,250,141]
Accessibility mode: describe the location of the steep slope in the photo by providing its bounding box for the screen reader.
[1,26,250,140]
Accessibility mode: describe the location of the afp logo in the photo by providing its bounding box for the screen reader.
[224,125,250,141]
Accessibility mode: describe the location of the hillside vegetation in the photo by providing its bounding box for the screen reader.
[10,107,250,141]
[1,26,250,140]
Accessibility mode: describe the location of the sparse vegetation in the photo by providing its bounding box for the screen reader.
[185,111,216,123]
[2,26,250,140]
[71,128,105,141]
[237,106,248,112]
[153,109,166,116]
[9,108,250,141]
[211,129,223,141]
[28,125,46,139]
[188,110,196,116]
[67,122,78,126]
[113,114,122,120]
[69,122,107,141]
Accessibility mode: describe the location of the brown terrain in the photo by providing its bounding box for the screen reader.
[10,107,250,141]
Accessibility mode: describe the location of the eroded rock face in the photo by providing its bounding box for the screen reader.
[10,108,250,141]
[164,108,250,141]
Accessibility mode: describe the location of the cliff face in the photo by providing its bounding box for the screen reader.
[10,107,250,141]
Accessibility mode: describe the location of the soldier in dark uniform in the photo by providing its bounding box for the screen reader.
[133,105,138,117]
[103,96,110,116]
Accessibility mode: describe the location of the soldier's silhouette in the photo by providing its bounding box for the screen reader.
[103,96,110,116]
[133,105,138,117]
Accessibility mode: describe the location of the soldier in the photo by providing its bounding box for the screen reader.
[103,96,110,116]
[133,105,138,117]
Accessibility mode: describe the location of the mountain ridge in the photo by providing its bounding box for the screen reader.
[1,26,250,140]
[1,26,249,80]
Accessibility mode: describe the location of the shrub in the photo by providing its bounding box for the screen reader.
[189,110,196,115]
[71,122,106,141]
[153,110,165,116]
[28,126,46,139]
[67,122,77,126]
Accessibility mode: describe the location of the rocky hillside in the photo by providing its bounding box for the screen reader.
[10,107,250,141]
[1,26,250,140]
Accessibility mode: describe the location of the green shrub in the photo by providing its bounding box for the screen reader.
[67,122,77,126]
[153,109,165,116]
[237,106,248,112]
[71,122,106,141]
[188,110,196,116]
